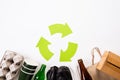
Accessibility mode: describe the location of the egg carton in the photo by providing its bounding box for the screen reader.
[0,50,24,80]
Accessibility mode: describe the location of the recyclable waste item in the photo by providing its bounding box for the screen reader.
[18,58,38,80]
[78,59,92,80]
[33,64,46,80]
[78,47,116,80]
[13,55,23,65]
[23,59,38,69]
[97,51,120,80]
[6,72,15,80]
[57,66,73,80]
[47,66,73,80]
[0,50,24,80]
[19,68,35,80]
[47,66,58,80]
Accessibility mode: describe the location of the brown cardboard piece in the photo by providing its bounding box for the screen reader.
[97,51,120,80]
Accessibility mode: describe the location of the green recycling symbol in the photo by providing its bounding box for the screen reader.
[36,23,78,62]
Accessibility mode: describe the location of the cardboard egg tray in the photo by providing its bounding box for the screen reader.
[0,50,24,80]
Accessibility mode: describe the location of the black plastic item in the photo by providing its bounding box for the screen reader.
[47,66,58,80]
[47,66,73,80]
[57,66,73,80]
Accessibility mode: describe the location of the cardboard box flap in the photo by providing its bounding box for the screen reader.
[97,51,120,80]
[107,51,120,68]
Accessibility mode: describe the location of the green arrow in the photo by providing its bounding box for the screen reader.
[60,42,78,62]
[49,23,72,38]
[36,37,54,61]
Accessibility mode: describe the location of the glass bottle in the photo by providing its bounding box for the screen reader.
[33,64,46,80]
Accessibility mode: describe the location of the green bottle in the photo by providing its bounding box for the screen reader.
[33,64,46,80]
